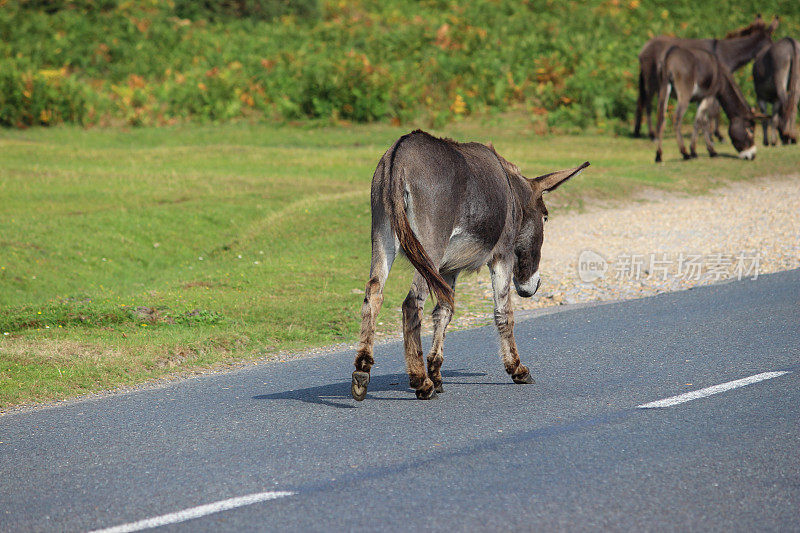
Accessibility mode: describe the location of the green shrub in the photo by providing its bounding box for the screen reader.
[17,0,119,14]
[173,0,322,22]
[290,50,393,121]
[0,60,92,127]
[0,0,798,128]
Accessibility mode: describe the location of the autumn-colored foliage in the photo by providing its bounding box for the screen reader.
[1,0,798,128]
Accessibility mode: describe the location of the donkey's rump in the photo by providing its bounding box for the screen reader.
[387,132,514,274]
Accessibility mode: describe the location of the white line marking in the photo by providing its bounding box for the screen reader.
[89,491,294,533]
[637,371,790,409]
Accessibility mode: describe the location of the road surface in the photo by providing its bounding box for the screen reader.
[1,269,798,532]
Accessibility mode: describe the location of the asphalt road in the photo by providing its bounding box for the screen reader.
[1,269,798,532]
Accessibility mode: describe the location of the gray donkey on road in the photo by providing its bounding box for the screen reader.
[635,14,778,139]
[753,36,800,145]
[352,130,588,401]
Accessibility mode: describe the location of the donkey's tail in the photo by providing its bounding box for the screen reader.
[785,38,800,138]
[633,65,646,135]
[657,45,678,124]
[654,47,675,148]
[638,63,646,99]
[385,134,455,308]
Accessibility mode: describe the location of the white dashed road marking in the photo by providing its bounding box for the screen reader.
[89,491,294,533]
[637,371,790,409]
[88,371,791,531]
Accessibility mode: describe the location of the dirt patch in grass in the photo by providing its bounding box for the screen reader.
[182,281,215,289]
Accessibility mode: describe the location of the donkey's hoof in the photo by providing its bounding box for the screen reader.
[708,149,718,158]
[655,152,662,163]
[512,370,535,384]
[351,371,370,401]
[681,151,692,160]
[434,382,444,394]
[415,386,438,400]
[690,150,698,159]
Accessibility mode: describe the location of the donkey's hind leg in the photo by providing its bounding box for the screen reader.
[757,100,771,146]
[490,258,533,385]
[633,70,645,137]
[426,273,457,393]
[654,82,671,162]
[701,122,717,158]
[689,116,701,159]
[645,98,656,140]
[769,106,781,146]
[352,223,395,401]
[403,272,436,399]
[673,94,691,160]
[696,97,717,157]
[710,101,724,142]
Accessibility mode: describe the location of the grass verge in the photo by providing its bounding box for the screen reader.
[2,113,798,408]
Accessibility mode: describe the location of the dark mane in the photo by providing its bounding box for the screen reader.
[413,130,524,178]
[486,143,523,179]
[410,129,458,146]
[725,17,765,39]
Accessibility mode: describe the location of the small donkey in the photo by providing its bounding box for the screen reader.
[352,130,587,400]
[655,45,760,162]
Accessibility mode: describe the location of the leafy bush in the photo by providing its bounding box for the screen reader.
[0,61,94,127]
[173,0,322,22]
[0,0,798,128]
[17,0,120,14]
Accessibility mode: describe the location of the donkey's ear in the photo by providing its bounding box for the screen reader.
[768,16,779,33]
[530,161,589,193]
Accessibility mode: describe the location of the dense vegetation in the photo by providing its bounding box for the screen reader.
[2,0,798,129]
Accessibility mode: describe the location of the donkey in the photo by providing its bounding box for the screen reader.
[352,130,587,401]
[654,45,759,162]
[753,37,800,145]
[634,15,778,139]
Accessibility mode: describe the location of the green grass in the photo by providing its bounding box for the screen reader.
[1,114,798,408]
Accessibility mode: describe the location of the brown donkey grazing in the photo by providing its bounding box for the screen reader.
[753,37,800,145]
[654,45,760,162]
[352,130,588,401]
[634,15,778,139]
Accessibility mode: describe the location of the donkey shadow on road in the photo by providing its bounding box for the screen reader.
[253,369,490,409]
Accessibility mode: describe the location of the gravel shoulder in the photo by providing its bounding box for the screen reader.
[444,173,800,332]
